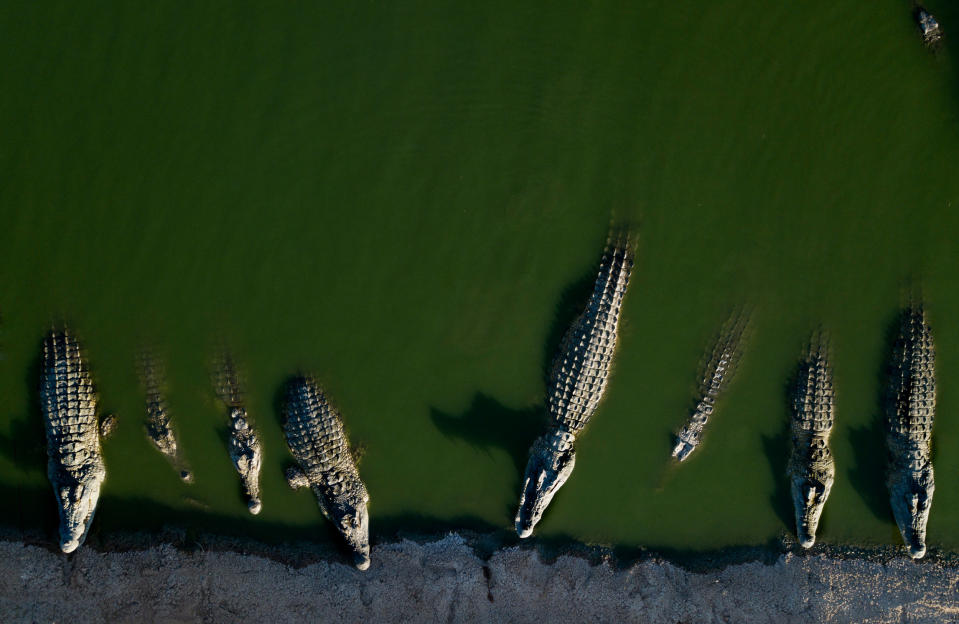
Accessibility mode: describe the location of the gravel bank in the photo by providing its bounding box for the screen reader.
[2,534,958,623]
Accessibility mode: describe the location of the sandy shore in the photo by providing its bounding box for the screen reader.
[3,533,959,623]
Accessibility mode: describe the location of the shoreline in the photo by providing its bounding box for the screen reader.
[4,528,959,623]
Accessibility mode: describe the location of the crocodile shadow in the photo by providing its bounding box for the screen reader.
[0,353,47,474]
[428,268,596,478]
[847,313,900,524]
[761,419,792,531]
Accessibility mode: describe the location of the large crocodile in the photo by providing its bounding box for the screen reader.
[283,375,370,570]
[40,329,109,553]
[788,335,835,548]
[213,352,263,514]
[137,349,192,482]
[885,306,936,559]
[514,235,633,538]
[671,313,747,462]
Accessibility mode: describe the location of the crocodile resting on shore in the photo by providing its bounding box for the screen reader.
[137,350,192,482]
[40,329,110,553]
[515,235,633,538]
[671,313,747,462]
[885,306,936,559]
[213,352,263,514]
[283,376,370,570]
[788,335,835,548]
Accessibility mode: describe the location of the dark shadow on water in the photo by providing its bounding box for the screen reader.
[761,427,792,531]
[430,395,545,474]
[541,270,596,382]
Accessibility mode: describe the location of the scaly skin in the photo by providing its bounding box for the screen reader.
[138,350,191,482]
[672,314,747,462]
[515,237,633,538]
[915,7,943,47]
[283,376,370,570]
[886,306,935,559]
[40,329,106,553]
[213,352,263,514]
[788,337,835,548]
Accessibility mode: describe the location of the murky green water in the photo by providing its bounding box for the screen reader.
[2,1,959,554]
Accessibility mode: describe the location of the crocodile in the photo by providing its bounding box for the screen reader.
[283,375,370,570]
[213,352,263,514]
[515,235,633,538]
[40,329,109,553]
[137,349,192,482]
[671,313,747,462]
[788,335,835,548]
[914,5,943,47]
[885,306,936,559]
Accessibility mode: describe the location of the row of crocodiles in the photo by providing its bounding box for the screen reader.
[41,237,937,569]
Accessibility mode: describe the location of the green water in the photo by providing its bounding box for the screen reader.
[2,1,959,554]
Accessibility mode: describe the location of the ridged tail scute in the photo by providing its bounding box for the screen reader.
[885,306,936,559]
[516,236,633,538]
[41,328,106,554]
[283,375,371,570]
[672,311,748,462]
[788,335,835,548]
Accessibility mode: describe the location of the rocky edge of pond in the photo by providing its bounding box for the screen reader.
[2,529,958,623]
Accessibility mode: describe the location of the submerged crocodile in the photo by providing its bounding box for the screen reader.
[515,235,633,538]
[283,375,370,570]
[915,6,943,47]
[885,306,936,559]
[788,335,835,548]
[40,329,110,553]
[137,349,192,482]
[213,352,263,514]
[671,313,747,462]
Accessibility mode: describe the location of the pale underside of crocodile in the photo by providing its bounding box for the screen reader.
[788,337,835,548]
[138,350,192,482]
[284,375,370,570]
[672,312,748,462]
[213,352,263,514]
[885,306,935,559]
[515,236,633,538]
[41,329,106,553]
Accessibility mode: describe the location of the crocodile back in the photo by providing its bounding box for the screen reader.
[283,376,357,483]
[547,239,633,433]
[41,330,100,471]
[791,341,834,436]
[886,308,935,451]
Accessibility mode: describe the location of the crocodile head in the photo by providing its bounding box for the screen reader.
[54,463,106,553]
[515,429,576,538]
[332,489,371,570]
[890,463,935,559]
[790,472,833,548]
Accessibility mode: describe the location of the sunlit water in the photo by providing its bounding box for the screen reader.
[1,1,959,554]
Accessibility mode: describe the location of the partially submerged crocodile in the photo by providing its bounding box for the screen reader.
[515,235,633,538]
[788,335,835,548]
[885,306,936,559]
[213,352,263,514]
[283,375,370,570]
[671,313,747,462]
[137,349,192,482]
[40,329,110,553]
[914,5,943,47]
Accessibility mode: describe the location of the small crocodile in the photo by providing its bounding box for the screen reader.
[137,349,192,482]
[515,235,633,538]
[885,306,936,559]
[283,375,370,570]
[914,5,943,47]
[672,313,747,462]
[788,335,835,548]
[40,329,110,553]
[213,352,263,514]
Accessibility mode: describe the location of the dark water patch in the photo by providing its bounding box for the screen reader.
[0,353,46,473]
[430,394,544,474]
[762,428,793,531]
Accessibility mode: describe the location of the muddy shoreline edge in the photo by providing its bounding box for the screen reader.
[3,527,959,623]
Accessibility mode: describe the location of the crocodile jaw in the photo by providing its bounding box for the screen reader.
[515,431,576,538]
[890,464,934,559]
[54,466,105,553]
[790,475,832,548]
